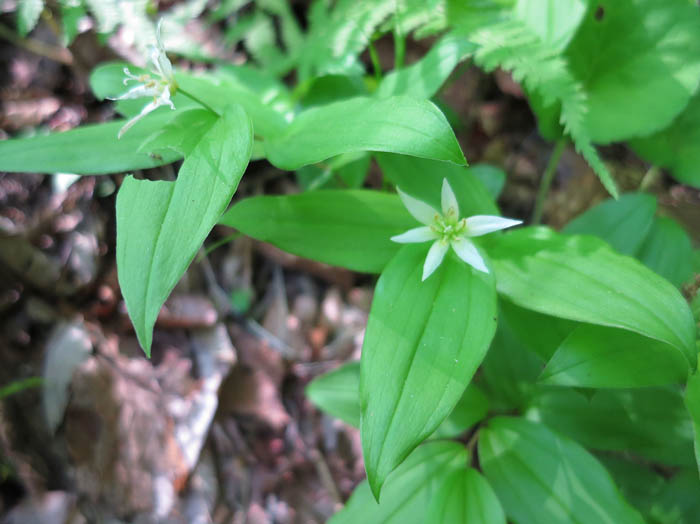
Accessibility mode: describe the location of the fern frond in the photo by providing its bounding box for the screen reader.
[470,19,619,198]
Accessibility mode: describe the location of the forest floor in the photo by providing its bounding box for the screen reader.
[1,10,699,524]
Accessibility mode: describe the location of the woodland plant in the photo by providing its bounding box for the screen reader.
[3,0,700,522]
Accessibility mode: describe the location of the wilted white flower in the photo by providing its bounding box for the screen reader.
[109,20,177,138]
[392,179,522,281]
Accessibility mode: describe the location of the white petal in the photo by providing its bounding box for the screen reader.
[397,187,439,225]
[465,215,522,237]
[451,237,489,273]
[108,84,160,101]
[422,241,449,281]
[157,86,176,110]
[441,178,459,218]
[391,226,438,244]
[117,99,160,139]
[152,19,174,81]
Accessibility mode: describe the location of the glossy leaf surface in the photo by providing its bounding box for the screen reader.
[117,105,253,355]
[361,246,496,498]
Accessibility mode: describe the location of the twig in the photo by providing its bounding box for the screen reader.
[532,139,567,224]
[0,22,73,65]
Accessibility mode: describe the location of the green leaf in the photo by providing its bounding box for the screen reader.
[563,193,657,256]
[296,152,370,190]
[220,190,416,273]
[117,105,253,355]
[499,299,576,361]
[138,109,218,157]
[469,164,507,200]
[684,369,700,476]
[306,359,488,440]
[432,384,490,438]
[514,0,587,51]
[375,153,498,216]
[329,441,468,524]
[265,96,466,170]
[638,216,694,288]
[175,72,290,139]
[426,469,506,524]
[527,387,695,467]
[59,0,86,45]
[484,227,697,365]
[361,246,497,498]
[376,32,476,99]
[565,0,700,143]
[479,311,545,411]
[479,417,645,524]
[631,92,700,188]
[17,0,44,36]
[540,324,690,388]
[305,361,360,427]
[299,75,368,109]
[0,112,181,175]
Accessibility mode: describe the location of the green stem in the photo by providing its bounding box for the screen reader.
[369,41,382,82]
[393,28,405,69]
[178,88,219,116]
[532,139,567,225]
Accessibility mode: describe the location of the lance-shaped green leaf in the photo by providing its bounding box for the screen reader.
[306,359,489,438]
[220,190,416,273]
[631,92,700,188]
[330,441,468,524]
[483,227,697,365]
[375,153,498,216]
[265,96,466,170]
[638,216,694,288]
[469,164,507,200]
[426,469,506,524]
[305,361,360,427]
[684,370,700,476]
[526,387,695,467]
[361,245,497,499]
[0,111,181,175]
[540,324,690,388]
[563,192,657,256]
[480,417,645,524]
[565,0,700,143]
[376,33,476,99]
[117,105,253,355]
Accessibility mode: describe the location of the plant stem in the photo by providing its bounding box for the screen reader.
[532,139,567,225]
[369,41,382,82]
[393,28,405,69]
[178,88,220,116]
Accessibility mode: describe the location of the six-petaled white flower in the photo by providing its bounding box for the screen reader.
[109,20,178,138]
[391,179,522,281]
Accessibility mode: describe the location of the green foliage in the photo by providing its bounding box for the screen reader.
[117,105,253,354]
[632,92,700,188]
[484,227,696,364]
[426,468,506,524]
[479,417,645,524]
[221,190,415,273]
[329,441,468,523]
[360,245,496,497]
[2,0,700,518]
[265,96,466,170]
[0,112,181,174]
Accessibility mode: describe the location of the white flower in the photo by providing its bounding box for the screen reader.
[391,179,522,281]
[109,20,178,138]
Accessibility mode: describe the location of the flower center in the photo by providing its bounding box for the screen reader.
[431,209,466,242]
